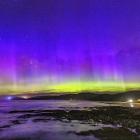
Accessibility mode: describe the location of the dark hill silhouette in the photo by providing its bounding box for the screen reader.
[29,90,140,101]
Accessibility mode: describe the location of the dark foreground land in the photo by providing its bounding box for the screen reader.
[0,100,140,140]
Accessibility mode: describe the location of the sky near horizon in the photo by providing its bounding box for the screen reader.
[0,0,140,92]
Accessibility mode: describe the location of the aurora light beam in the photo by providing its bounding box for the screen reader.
[0,0,140,94]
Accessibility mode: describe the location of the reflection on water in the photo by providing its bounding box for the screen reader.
[0,100,140,140]
[129,103,134,108]
[0,100,109,112]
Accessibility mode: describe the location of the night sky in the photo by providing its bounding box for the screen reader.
[0,0,140,92]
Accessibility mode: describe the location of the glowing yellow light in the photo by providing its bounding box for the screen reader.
[127,99,133,103]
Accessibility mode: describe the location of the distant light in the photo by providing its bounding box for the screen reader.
[21,96,29,99]
[6,96,13,101]
[128,99,133,103]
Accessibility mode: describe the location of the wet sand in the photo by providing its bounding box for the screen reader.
[0,100,140,140]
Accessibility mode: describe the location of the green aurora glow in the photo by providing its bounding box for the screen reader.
[0,81,140,95]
